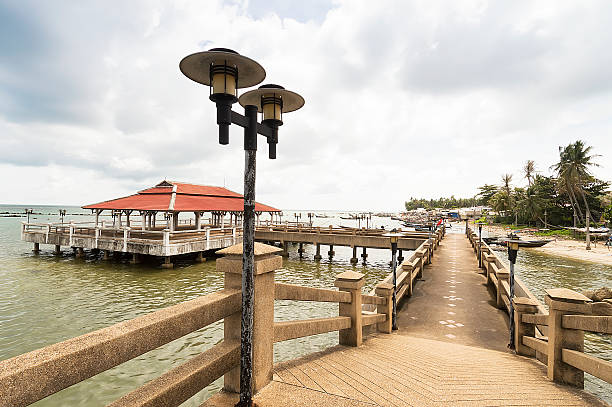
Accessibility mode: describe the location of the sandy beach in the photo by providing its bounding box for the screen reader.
[473,223,612,266]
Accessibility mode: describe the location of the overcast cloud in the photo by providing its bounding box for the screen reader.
[1,0,611,211]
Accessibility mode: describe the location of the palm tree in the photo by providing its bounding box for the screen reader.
[523,160,536,187]
[501,174,513,195]
[551,141,600,224]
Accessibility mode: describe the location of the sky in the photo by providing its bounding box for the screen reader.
[1,0,611,211]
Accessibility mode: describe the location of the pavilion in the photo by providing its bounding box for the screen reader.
[82,180,281,231]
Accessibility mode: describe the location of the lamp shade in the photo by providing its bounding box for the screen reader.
[179,48,266,89]
[506,240,520,251]
[239,84,305,117]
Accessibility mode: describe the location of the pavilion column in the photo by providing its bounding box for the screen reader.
[221,212,225,228]
[172,212,179,231]
[125,210,131,227]
[195,212,202,230]
[141,212,146,231]
[256,212,260,226]
[118,212,122,228]
[95,210,101,227]
[151,212,156,229]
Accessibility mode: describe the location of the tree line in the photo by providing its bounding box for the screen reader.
[405,141,612,227]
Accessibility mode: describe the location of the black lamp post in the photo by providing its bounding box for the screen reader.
[180,48,304,407]
[59,209,66,224]
[25,208,33,224]
[506,239,519,350]
[383,231,404,330]
[477,222,484,268]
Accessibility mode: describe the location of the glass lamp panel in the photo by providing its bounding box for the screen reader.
[211,72,237,96]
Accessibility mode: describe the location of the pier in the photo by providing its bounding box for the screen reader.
[2,225,611,406]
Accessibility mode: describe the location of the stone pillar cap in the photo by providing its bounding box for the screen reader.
[375,282,393,291]
[514,297,540,306]
[217,242,282,257]
[335,271,364,281]
[545,288,592,303]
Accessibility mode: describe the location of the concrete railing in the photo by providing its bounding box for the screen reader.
[273,273,392,346]
[0,289,242,407]
[256,224,435,238]
[465,226,612,390]
[515,289,612,389]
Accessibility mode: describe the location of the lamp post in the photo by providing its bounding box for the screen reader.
[59,209,66,224]
[383,231,405,330]
[506,239,520,350]
[180,48,304,406]
[477,222,484,268]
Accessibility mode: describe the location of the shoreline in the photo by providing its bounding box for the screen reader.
[472,223,612,266]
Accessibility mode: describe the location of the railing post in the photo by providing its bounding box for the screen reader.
[335,271,364,347]
[545,289,591,388]
[496,270,509,309]
[123,227,129,252]
[375,283,393,334]
[218,242,282,394]
[514,297,539,357]
[46,223,51,244]
[232,227,237,243]
[163,229,170,250]
[69,222,74,247]
[402,262,413,296]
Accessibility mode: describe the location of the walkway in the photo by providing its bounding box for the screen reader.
[205,233,607,407]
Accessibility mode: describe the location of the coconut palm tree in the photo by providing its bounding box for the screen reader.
[523,160,536,187]
[551,141,600,224]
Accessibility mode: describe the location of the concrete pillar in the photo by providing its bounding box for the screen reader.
[118,212,122,228]
[103,250,111,260]
[350,246,358,264]
[514,297,539,357]
[361,247,367,261]
[546,289,591,388]
[195,252,206,263]
[172,213,179,231]
[375,283,393,333]
[95,210,100,227]
[151,213,156,229]
[328,244,335,258]
[54,245,61,255]
[32,242,40,254]
[130,253,141,264]
[297,242,304,257]
[314,243,322,261]
[335,271,364,346]
[218,242,282,394]
[161,256,173,269]
[195,212,202,230]
[281,241,289,258]
[76,247,85,258]
[141,212,146,231]
[397,249,404,264]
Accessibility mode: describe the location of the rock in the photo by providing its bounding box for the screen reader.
[582,287,612,302]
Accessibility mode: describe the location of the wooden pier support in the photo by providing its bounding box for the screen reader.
[350,246,358,264]
[103,250,111,260]
[281,241,289,258]
[314,243,322,261]
[195,252,206,263]
[361,247,367,261]
[32,243,40,254]
[297,242,304,257]
[328,245,335,258]
[54,245,61,255]
[130,253,141,265]
[161,256,173,269]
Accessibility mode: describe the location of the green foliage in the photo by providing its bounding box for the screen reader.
[404,196,476,211]
[534,229,573,238]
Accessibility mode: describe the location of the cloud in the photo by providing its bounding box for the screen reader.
[0,0,611,210]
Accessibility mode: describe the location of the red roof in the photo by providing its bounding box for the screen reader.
[83,181,280,213]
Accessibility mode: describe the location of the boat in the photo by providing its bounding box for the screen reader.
[483,236,552,248]
[315,214,331,218]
